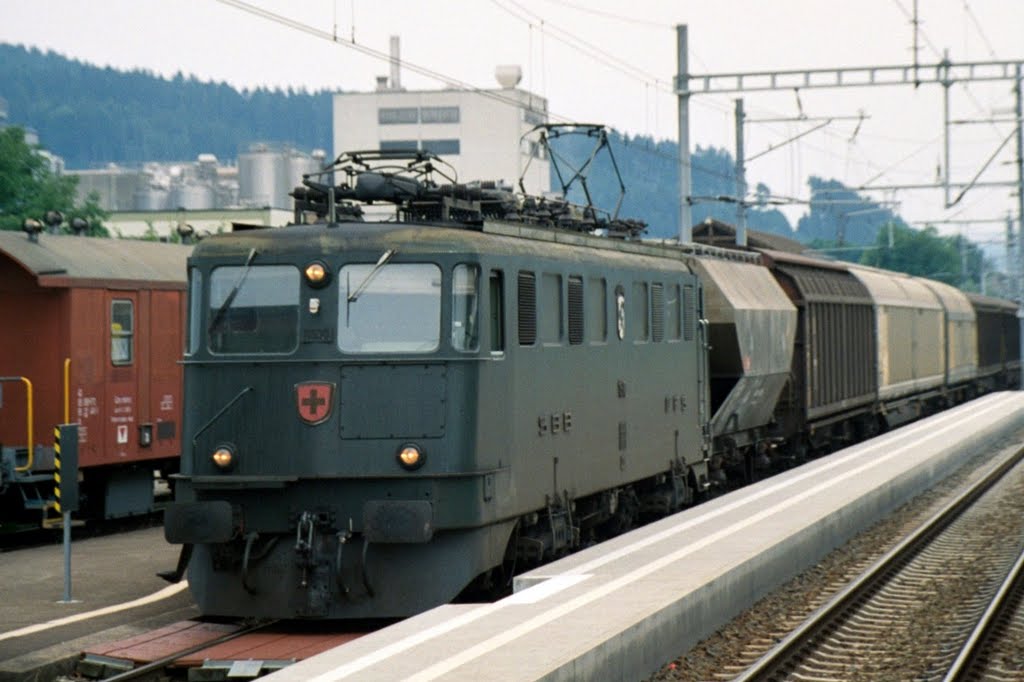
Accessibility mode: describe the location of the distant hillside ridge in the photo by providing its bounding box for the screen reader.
[0,43,799,238]
[0,43,333,168]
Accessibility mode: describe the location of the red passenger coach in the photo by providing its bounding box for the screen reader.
[0,230,191,529]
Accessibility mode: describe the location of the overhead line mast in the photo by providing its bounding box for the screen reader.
[674,25,1024,382]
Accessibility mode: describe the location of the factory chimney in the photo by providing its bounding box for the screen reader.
[389,35,402,90]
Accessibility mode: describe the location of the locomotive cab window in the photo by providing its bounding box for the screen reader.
[208,265,300,354]
[452,264,480,352]
[111,299,134,364]
[338,263,441,353]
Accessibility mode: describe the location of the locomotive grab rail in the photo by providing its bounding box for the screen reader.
[0,376,33,472]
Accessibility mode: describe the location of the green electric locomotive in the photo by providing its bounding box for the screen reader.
[163,128,1021,620]
[164,145,711,618]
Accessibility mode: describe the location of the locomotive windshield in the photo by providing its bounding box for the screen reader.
[338,263,441,353]
[208,265,300,354]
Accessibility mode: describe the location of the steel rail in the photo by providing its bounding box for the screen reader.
[942,544,1024,681]
[731,444,1024,682]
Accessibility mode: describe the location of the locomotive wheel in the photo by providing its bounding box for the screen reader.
[599,488,639,537]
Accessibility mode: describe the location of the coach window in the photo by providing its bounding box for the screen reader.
[452,264,480,352]
[339,263,441,353]
[209,265,300,354]
[111,300,134,364]
[489,270,505,352]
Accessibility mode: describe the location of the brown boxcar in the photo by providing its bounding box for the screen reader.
[759,250,878,448]
[919,278,978,392]
[966,292,1021,390]
[0,230,190,525]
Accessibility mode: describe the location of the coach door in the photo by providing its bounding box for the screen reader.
[145,290,184,460]
[106,291,139,462]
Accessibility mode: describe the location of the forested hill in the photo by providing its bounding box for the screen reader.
[0,43,333,167]
[0,42,797,238]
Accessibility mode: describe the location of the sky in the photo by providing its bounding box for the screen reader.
[1,0,1022,248]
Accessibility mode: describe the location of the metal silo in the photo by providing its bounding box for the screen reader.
[133,182,170,211]
[196,153,219,184]
[239,143,278,208]
[280,149,321,208]
[170,181,216,210]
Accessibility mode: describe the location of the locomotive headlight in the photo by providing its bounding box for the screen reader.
[304,261,330,288]
[397,444,425,471]
[211,444,236,470]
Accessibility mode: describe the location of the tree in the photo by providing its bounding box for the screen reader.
[796,177,904,246]
[0,126,108,234]
[860,222,987,290]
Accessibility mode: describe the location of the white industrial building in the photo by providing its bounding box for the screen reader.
[333,42,550,195]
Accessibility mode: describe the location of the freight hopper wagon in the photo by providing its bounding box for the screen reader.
[694,227,1020,463]
[0,230,191,530]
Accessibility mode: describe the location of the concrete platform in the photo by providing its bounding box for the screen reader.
[0,525,197,681]
[264,391,1024,682]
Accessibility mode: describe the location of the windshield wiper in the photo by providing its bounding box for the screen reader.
[347,249,396,302]
[208,248,257,334]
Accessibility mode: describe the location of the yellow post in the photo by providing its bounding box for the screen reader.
[63,358,71,424]
[0,376,35,472]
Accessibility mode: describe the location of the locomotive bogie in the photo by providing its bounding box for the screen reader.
[186,519,518,619]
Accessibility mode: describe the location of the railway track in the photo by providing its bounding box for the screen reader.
[90,620,276,682]
[724,444,1024,681]
[62,619,372,681]
[944,544,1024,680]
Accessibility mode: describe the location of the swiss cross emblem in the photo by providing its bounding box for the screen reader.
[295,381,335,425]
